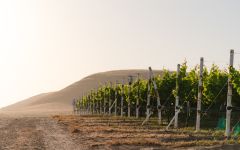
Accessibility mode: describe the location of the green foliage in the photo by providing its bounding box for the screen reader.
[203,64,228,105]
[77,62,240,117]
[156,69,176,104]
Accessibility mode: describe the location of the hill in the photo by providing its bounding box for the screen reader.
[1,69,163,114]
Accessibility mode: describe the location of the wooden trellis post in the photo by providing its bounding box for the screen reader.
[87,95,90,114]
[143,67,162,125]
[79,97,82,115]
[114,81,118,116]
[82,94,84,115]
[146,70,151,120]
[109,82,112,115]
[128,76,133,118]
[93,90,96,114]
[226,49,234,138]
[174,64,180,128]
[136,73,140,118]
[84,94,87,114]
[87,95,89,114]
[149,67,162,125]
[104,83,107,115]
[91,91,94,114]
[96,89,99,114]
[99,89,102,114]
[196,57,204,132]
[121,80,124,117]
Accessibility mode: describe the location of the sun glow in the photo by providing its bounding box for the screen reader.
[0,0,240,108]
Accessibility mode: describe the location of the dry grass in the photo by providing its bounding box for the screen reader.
[52,115,236,149]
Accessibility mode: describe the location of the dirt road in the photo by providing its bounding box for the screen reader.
[0,117,78,150]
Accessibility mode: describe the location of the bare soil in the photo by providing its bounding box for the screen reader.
[52,115,240,150]
[0,116,77,150]
[0,115,239,150]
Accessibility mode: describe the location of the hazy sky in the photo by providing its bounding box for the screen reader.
[0,0,240,108]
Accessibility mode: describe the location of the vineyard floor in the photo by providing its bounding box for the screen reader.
[0,114,239,150]
[52,114,239,150]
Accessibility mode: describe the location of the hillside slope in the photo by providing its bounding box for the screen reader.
[1,69,163,114]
